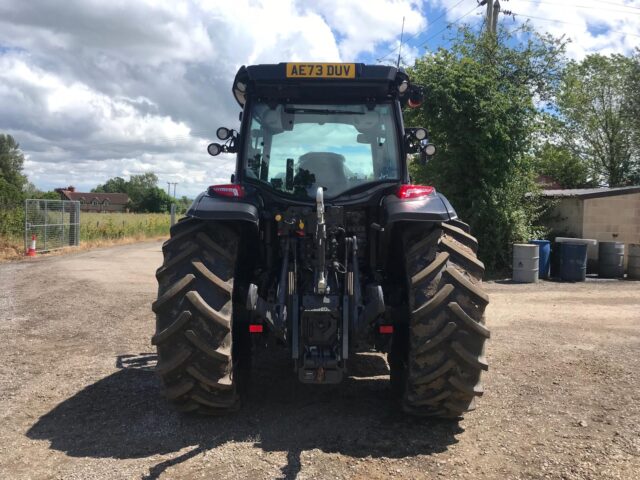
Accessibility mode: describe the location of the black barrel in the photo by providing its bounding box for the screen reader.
[560,243,588,282]
[550,242,562,279]
[598,242,625,278]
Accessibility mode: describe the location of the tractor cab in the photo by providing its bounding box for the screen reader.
[207,63,432,202]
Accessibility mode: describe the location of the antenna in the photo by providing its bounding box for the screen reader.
[396,16,405,68]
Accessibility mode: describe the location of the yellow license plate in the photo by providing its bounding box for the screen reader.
[286,63,356,79]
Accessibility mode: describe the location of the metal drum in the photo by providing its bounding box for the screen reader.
[560,243,588,282]
[513,243,539,283]
[529,240,551,279]
[628,244,640,280]
[598,242,625,278]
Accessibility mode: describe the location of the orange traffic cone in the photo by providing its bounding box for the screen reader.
[26,235,37,257]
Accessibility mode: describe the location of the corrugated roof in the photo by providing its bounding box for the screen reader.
[541,186,640,199]
[60,191,129,204]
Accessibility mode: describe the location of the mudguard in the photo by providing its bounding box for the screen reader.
[186,192,260,226]
[382,191,458,225]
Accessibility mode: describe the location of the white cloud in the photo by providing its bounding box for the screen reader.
[0,0,638,197]
[513,0,640,58]
[309,0,426,59]
[433,0,640,59]
[0,0,347,196]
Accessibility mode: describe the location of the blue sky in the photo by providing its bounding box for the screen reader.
[0,0,638,197]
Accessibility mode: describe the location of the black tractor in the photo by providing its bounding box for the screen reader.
[152,63,489,417]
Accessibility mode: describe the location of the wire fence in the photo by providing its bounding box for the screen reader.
[25,199,80,252]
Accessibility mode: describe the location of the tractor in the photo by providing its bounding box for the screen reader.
[152,63,489,417]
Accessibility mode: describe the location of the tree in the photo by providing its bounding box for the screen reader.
[535,142,593,189]
[557,54,638,187]
[0,134,27,195]
[126,173,163,212]
[93,172,171,213]
[137,186,172,213]
[406,25,566,272]
[92,177,127,193]
[627,50,640,184]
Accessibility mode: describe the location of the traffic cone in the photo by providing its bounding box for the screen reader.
[26,235,37,257]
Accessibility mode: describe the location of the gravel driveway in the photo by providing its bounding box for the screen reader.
[0,241,638,479]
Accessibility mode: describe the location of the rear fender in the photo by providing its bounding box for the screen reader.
[186,192,260,227]
[380,192,458,271]
[381,191,457,225]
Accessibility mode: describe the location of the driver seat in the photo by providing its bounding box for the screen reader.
[298,152,348,195]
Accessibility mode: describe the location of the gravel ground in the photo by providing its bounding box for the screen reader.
[0,240,638,480]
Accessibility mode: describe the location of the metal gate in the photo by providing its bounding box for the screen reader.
[24,199,80,252]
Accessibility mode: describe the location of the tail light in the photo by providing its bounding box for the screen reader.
[208,184,245,198]
[396,184,435,199]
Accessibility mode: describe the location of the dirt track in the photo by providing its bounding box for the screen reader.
[0,241,639,479]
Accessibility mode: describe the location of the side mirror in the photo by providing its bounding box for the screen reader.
[208,143,223,156]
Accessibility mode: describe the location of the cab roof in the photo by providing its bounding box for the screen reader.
[232,63,410,107]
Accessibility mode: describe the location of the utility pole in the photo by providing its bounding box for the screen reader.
[480,0,502,34]
[491,0,501,34]
[166,182,171,196]
[167,182,177,198]
[173,183,177,199]
[483,0,493,32]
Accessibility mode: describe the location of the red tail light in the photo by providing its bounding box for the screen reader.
[379,325,394,334]
[249,324,263,333]
[208,184,245,198]
[396,184,435,199]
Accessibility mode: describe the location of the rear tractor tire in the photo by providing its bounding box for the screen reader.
[389,222,490,418]
[152,218,250,414]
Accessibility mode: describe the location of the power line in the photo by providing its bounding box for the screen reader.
[513,12,640,37]
[593,0,640,10]
[418,3,483,49]
[376,0,468,62]
[515,0,640,15]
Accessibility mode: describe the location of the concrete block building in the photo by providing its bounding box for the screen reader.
[542,186,640,270]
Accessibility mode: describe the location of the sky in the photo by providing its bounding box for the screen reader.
[0,0,639,198]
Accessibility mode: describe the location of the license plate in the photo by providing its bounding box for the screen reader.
[286,63,356,79]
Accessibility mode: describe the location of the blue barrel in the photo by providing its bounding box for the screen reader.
[530,240,551,279]
[560,243,588,282]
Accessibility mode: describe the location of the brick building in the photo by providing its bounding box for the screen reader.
[55,186,129,212]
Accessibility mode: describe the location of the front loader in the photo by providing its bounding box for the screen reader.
[151,63,489,417]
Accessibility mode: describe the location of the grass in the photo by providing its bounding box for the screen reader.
[0,212,171,261]
[80,212,171,241]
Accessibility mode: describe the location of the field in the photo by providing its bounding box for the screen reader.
[0,210,170,260]
[0,241,638,479]
[79,212,170,241]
